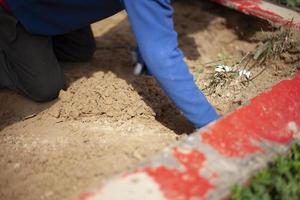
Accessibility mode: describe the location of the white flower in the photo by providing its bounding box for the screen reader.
[224,65,232,72]
[215,64,232,73]
[246,71,251,78]
[239,69,251,79]
[239,70,243,76]
[215,67,225,72]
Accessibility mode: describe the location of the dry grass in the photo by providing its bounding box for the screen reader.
[201,27,296,94]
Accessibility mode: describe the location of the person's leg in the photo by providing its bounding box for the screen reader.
[53,26,96,62]
[0,7,65,102]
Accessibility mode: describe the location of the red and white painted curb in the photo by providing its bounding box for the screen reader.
[76,3,300,199]
[210,0,300,29]
[78,73,300,200]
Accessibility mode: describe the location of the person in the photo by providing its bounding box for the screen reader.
[0,0,219,129]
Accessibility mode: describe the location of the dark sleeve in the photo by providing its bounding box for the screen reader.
[122,0,219,128]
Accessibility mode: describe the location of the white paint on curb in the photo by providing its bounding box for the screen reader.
[288,121,300,140]
[89,173,165,200]
[260,1,300,25]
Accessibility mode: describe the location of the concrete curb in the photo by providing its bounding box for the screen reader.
[76,3,300,198]
[77,73,300,200]
[210,0,300,29]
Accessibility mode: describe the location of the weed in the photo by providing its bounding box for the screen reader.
[230,143,300,200]
[201,27,295,94]
[253,27,293,63]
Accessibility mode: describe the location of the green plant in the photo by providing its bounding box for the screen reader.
[230,144,300,200]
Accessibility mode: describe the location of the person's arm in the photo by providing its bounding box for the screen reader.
[122,0,219,128]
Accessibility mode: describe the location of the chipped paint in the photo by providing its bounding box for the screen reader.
[202,72,300,157]
[139,147,215,200]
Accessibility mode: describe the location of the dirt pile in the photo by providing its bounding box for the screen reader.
[47,72,156,123]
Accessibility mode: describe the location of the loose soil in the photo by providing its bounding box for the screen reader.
[0,1,299,200]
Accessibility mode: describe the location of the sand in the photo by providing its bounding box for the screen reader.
[0,1,298,200]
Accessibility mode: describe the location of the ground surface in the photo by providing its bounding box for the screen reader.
[0,1,298,200]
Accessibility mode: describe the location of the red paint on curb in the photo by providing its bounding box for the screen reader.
[210,0,300,28]
[211,0,263,8]
[77,192,95,200]
[202,73,300,157]
[140,147,215,200]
